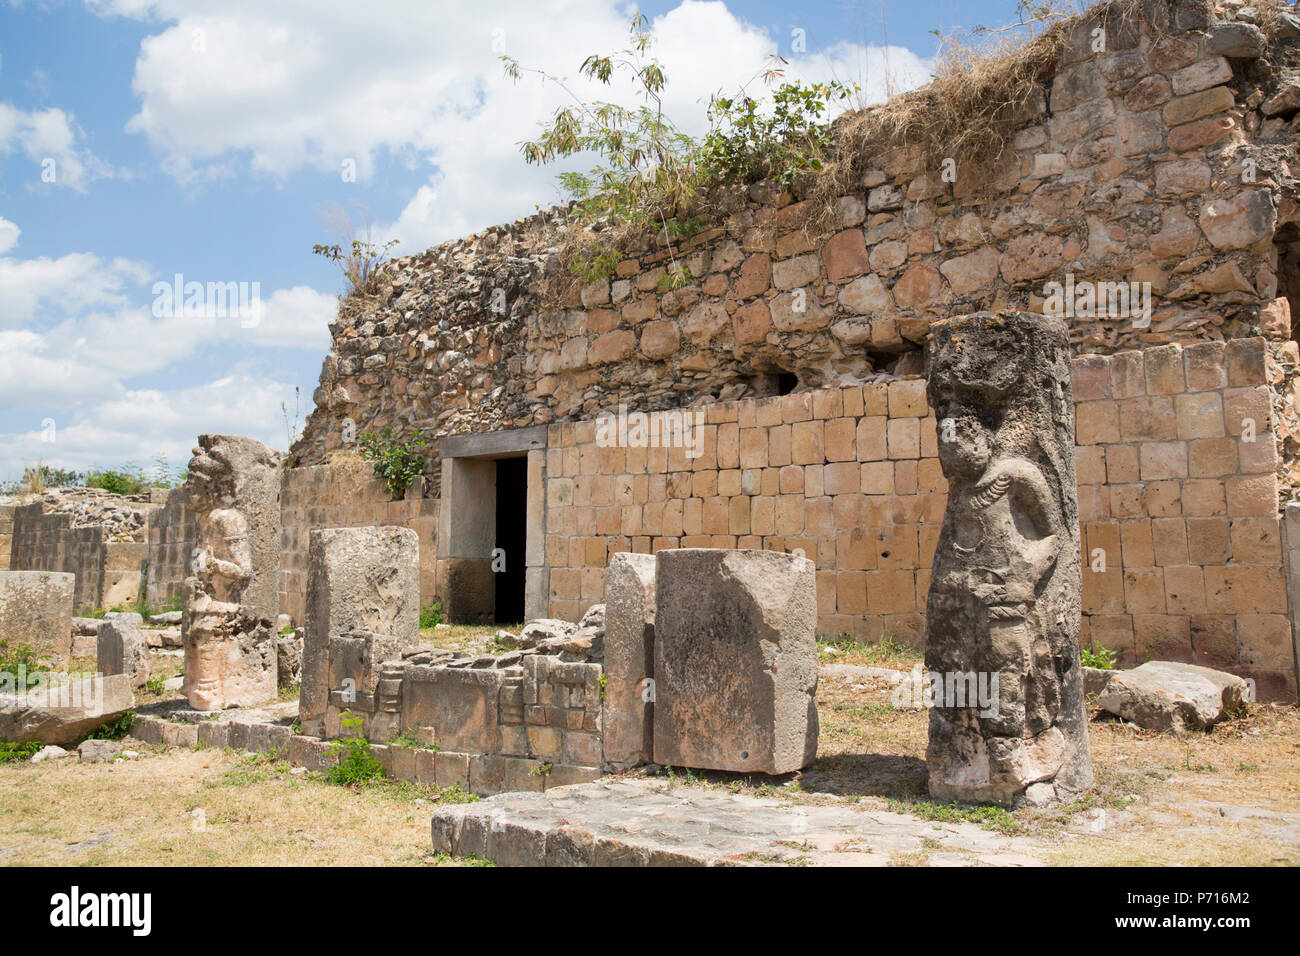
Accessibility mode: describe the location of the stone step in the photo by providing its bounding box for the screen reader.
[430,778,1047,867]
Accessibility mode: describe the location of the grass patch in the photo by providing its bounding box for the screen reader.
[887,798,1021,835]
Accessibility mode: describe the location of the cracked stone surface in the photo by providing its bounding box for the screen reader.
[430,778,1046,866]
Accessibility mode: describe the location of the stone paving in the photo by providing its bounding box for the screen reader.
[429,778,1047,866]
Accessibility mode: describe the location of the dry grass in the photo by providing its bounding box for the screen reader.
[627,656,1300,866]
[418,622,520,655]
[0,748,488,866]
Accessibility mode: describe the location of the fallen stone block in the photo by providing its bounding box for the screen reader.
[277,630,303,688]
[0,674,134,745]
[1097,661,1250,732]
[150,611,182,626]
[78,739,124,763]
[653,548,818,775]
[517,619,577,647]
[1083,666,1115,698]
[31,744,72,763]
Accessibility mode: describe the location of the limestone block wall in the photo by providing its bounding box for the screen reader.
[10,504,110,612]
[293,0,1300,468]
[278,460,438,626]
[0,504,13,571]
[1072,337,1293,698]
[144,487,196,606]
[542,338,1296,699]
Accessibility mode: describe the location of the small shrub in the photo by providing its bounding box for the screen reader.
[83,468,147,496]
[326,711,385,786]
[1080,644,1118,670]
[84,711,135,741]
[418,602,444,629]
[393,730,439,752]
[357,426,427,499]
[0,640,49,689]
[313,237,399,294]
[144,675,167,696]
[568,245,621,284]
[0,741,42,763]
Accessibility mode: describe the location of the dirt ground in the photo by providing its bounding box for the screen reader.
[1,634,1296,866]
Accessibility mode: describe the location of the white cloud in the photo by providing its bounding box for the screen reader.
[0,102,113,191]
[0,251,152,326]
[0,368,304,478]
[104,0,933,249]
[0,217,19,255]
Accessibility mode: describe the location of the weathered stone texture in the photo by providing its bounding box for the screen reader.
[653,548,818,774]
[925,311,1092,806]
[181,434,282,711]
[1096,660,1250,731]
[602,552,657,769]
[301,525,419,735]
[0,674,133,745]
[97,612,151,689]
[0,571,74,665]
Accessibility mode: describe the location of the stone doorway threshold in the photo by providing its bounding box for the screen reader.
[430,778,1047,866]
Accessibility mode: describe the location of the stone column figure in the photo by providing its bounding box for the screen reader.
[924,311,1092,806]
[181,434,282,710]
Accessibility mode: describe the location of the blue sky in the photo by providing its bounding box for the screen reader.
[0,0,1031,484]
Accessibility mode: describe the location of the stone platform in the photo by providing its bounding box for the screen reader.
[429,778,1046,866]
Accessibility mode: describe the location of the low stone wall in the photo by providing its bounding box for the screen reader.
[131,710,599,796]
[278,461,438,626]
[541,338,1296,699]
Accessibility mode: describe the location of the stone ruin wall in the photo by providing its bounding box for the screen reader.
[278,462,438,625]
[238,0,1300,699]
[144,486,196,606]
[294,0,1300,474]
[541,340,1295,700]
[8,501,146,612]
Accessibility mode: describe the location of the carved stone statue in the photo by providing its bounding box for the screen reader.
[182,435,282,710]
[924,311,1092,806]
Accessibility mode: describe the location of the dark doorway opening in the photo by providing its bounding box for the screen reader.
[494,456,527,624]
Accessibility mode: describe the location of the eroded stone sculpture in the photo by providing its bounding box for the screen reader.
[924,311,1092,806]
[181,435,282,710]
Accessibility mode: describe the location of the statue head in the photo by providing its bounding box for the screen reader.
[927,311,1072,483]
[186,434,282,514]
[187,435,238,512]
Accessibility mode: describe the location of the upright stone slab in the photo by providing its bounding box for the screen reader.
[181,434,282,710]
[653,549,818,774]
[97,612,150,689]
[0,571,74,665]
[300,526,419,736]
[925,311,1092,807]
[602,552,657,770]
